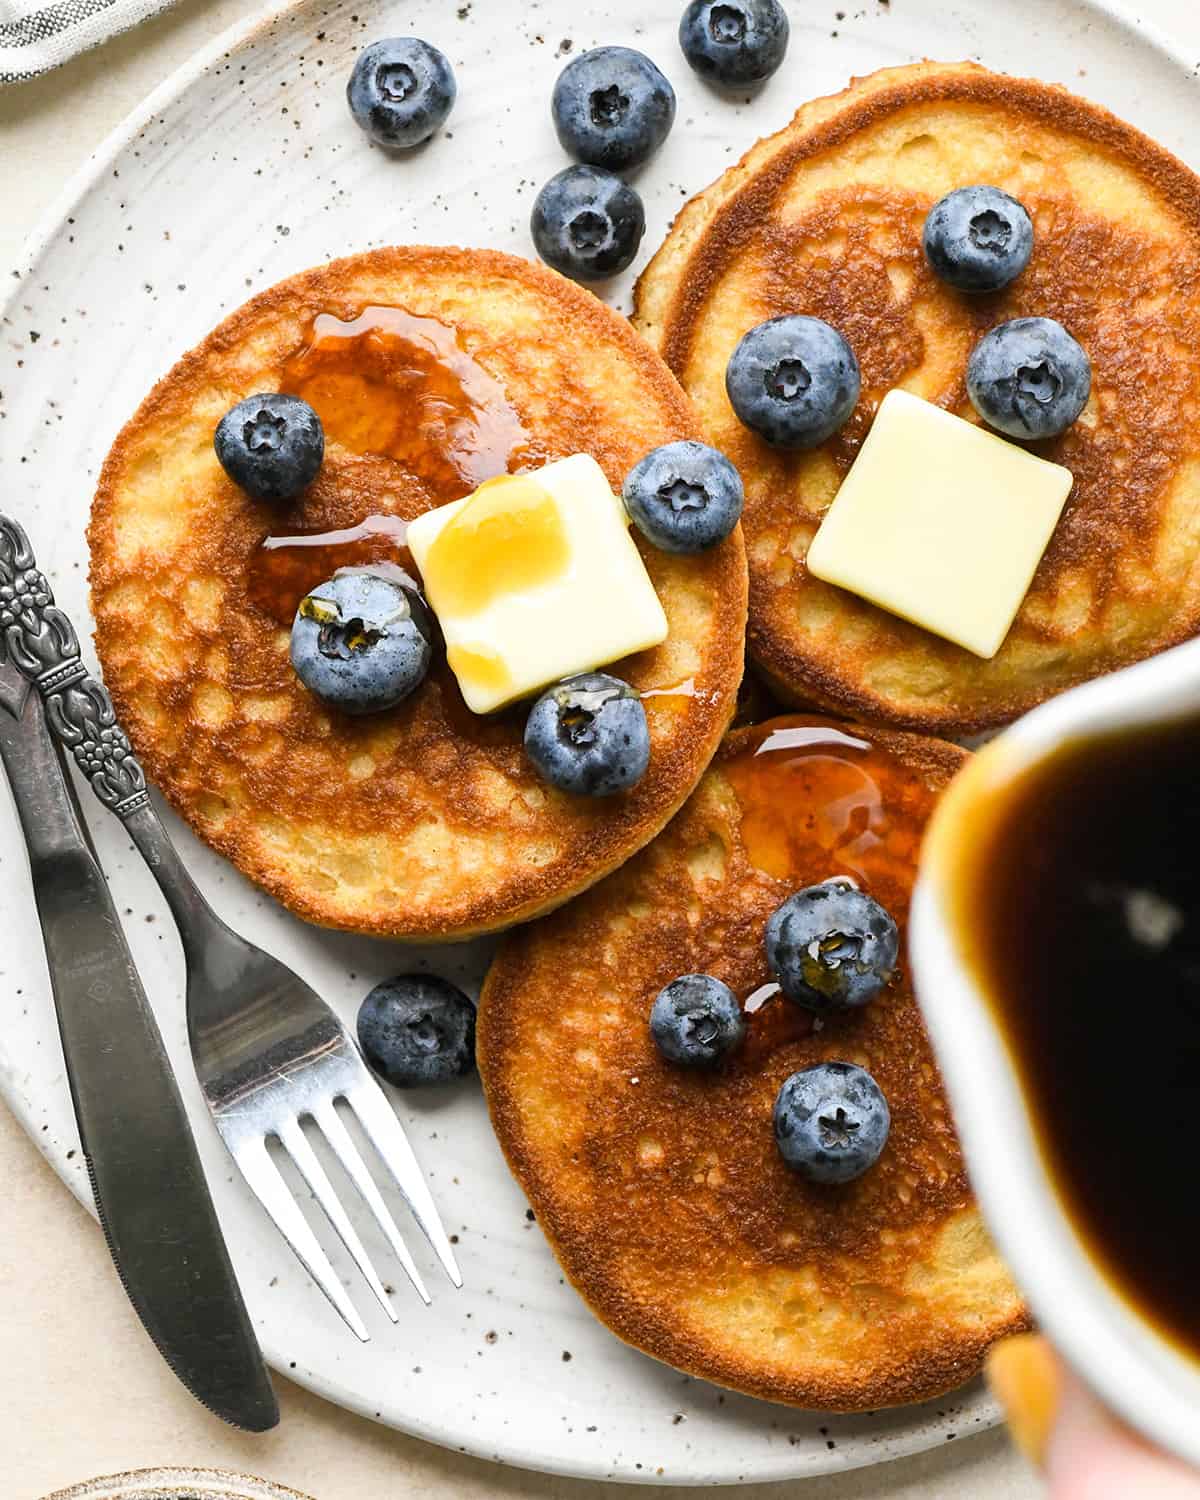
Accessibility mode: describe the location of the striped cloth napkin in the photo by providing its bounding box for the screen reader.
[1,0,175,82]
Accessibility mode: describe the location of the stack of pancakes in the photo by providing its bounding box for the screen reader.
[90,60,1200,1408]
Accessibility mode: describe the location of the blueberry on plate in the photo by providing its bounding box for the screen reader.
[622,440,744,553]
[357,974,476,1088]
[214,393,324,503]
[530,165,646,281]
[650,974,745,1067]
[725,315,860,449]
[678,0,789,87]
[524,671,650,797]
[290,569,433,716]
[923,185,1034,294]
[765,878,899,1014]
[551,45,676,170]
[774,1061,890,1184]
[967,316,1092,440]
[347,37,456,150]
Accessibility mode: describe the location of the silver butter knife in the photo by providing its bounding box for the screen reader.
[0,544,278,1432]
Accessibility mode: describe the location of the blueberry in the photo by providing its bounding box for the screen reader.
[650,974,745,1067]
[923,186,1034,293]
[290,569,433,716]
[765,879,899,1014]
[678,0,789,87]
[357,974,476,1088]
[725,316,860,449]
[551,46,676,170]
[530,165,646,282]
[967,316,1092,440]
[347,38,456,149]
[524,671,650,797]
[622,441,744,553]
[774,1062,890,1184]
[214,393,324,503]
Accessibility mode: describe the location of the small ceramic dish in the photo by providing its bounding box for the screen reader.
[41,1468,315,1500]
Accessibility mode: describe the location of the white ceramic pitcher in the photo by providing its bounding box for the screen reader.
[910,634,1200,1470]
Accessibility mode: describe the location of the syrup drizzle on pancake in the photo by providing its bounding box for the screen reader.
[280,304,536,500]
[723,721,888,887]
[249,514,415,625]
[251,304,542,627]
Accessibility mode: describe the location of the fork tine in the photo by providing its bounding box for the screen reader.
[315,1102,430,1307]
[277,1117,398,1325]
[235,1136,370,1341]
[346,1080,463,1288]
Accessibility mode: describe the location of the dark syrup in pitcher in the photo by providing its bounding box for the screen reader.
[954,714,1200,1358]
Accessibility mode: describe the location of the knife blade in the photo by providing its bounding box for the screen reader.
[0,647,278,1432]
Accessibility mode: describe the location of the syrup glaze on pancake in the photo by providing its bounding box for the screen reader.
[89,248,747,940]
[634,61,1200,735]
[480,716,1028,1409]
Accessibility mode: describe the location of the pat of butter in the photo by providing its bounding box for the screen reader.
[805,389,1073,659]
[407,453,668,713]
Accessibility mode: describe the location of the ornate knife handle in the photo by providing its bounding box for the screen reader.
[0,513,149,819]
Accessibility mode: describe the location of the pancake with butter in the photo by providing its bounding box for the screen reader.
[479,716,1028,1409]
[90,247,747,940]
[635,61,1200,735]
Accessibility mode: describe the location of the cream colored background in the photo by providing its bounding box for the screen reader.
[2,0,1197,1495]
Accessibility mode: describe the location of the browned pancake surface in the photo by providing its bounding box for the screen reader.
[90,247,747,939]
[635,62,1200,734]
[480,716,1028,1409]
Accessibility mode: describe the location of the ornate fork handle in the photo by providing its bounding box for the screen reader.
[0,513,149,818]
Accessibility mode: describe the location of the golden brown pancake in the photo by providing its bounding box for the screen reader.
[90,247,747,940]
[635,61,1200,736]
[480,715,1028,1409]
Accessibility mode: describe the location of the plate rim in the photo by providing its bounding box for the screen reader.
[2,0,1194,1485]
[4,0,1191,315]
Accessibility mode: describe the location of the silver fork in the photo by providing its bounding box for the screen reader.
[0,513,461,1339]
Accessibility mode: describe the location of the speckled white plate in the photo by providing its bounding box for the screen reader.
[1,0,1197,1485]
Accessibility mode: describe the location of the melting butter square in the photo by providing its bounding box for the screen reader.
[805,389,1073,659]
[407,453,668,714]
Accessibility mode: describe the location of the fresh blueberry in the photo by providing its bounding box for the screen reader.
[357,974,476,1088]
[290,569,433,716]
[346,38,456,150]
[923,186,1034,293]
[530,165,646,281]
[551,46,676,170]
[765,879,899,1014]
[650,974,745,1067]
[678,0,789,87]
[622,441,744,553]
[725,315,860,449]
[524,671,650,797]
[774,1062,891,1184]
[967,316,1092,440]
[214,393,324,503]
